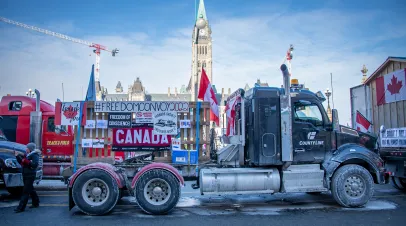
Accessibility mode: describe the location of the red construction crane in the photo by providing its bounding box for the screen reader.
[0,16,119,100]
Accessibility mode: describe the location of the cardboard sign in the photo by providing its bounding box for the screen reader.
[92,138,105,148]
[60,102,81,125]
[96,120,108,129]
[108,113,132,128]
[171,138,181,150]
[180,120,191,128]
[54,102,86,126]
[85,120,96,129]
[153,111,178,135]
[94,101,189,113]
[112,127,171,151]
[82,139,93,148]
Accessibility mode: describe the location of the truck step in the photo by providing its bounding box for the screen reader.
[282,164,327,193]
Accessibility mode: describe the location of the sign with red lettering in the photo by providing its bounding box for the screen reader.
[112,127,171,151]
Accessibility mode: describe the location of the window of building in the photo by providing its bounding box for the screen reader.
[202,62,206,68]
[8,101,22,111]
[205,46,207,55]
[294,103,324,127]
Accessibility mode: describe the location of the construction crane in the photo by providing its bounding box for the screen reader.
[0,16,119,100]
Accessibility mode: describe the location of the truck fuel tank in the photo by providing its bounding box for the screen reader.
[199,167,281,195]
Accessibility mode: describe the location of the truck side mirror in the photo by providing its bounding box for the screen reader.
[332,109,339,131]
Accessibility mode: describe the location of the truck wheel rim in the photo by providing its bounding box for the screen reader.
[82,179,110,206]
[143,178,171,206]
[344,175,365,198]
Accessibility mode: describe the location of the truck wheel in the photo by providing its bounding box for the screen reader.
[390,176,406,191]
[6,187,23,196]
[135,169,181,215]
[72,169,120,215]
[331,164,374,208]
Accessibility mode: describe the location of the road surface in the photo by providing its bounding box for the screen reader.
[0,181,405,226]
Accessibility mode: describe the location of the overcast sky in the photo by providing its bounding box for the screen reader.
[1,0,405,126]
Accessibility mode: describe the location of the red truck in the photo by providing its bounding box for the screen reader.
[0,90,74,178]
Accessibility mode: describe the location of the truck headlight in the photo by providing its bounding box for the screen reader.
[5,158,20,168]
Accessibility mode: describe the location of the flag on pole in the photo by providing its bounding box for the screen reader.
[85,64,96,101]
[355,111,371,133]
[198,67,220,125]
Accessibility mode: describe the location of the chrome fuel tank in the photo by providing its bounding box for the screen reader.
[199,167,281,195]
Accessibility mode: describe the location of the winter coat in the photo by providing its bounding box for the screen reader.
[16,149,41,177]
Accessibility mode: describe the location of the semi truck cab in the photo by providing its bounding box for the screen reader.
[0,94,74,178]
[197,64,387,208]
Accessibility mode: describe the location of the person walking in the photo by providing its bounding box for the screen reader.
[14,142,41,213]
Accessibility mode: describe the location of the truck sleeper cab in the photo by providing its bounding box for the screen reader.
[199,78,387,208]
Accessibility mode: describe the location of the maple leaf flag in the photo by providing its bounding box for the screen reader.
[376,68,406,105]
[355,111,371,133]
[198,67,220,126]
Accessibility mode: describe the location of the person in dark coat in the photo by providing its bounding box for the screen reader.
[14,142,41,213]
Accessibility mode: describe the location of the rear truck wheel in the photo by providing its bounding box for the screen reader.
[390,176,406,191]
[135,169,181,215]
[331,164,374,208]
[6,186,23,196]
[72,169,120,215]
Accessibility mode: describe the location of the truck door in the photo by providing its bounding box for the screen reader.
[292,100,329,164]
[42,116,73,156]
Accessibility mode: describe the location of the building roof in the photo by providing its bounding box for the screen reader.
[104,93,128,101]
[364,56,406,84]
[132,77,144,93]
[146,94,191,101]
[196,0,207,21]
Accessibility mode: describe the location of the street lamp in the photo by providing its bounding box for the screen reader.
[325,88,332,121]
[193,14,207,101]
[26,88,35,98]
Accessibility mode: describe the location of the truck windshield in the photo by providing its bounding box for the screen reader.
[294,103,324,127]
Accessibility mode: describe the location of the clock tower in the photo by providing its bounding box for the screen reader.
[188,0,213,100]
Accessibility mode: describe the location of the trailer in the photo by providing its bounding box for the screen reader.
[379,126,406,191]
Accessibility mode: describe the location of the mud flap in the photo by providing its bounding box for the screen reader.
[68,187,75,210]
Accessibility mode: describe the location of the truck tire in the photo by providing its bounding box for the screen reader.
[390,176,406,191]
[6,186,23,196]
[72,169,120,215]
[331,164,374,208]
[135,169,181,215]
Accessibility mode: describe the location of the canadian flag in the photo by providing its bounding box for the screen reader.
[376,68,406,105]
[225,95,241,136]
[198,67,220,125]
[356,111,371,133]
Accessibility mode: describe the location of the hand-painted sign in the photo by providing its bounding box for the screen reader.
[92,138,105,148]
[94,101,189,113]
[60,102,81,125]
[96,120,108,129]
[108,113,132,128]
[153,112,178,135]
[180,120,191,128]
[112,127,171,151]
[54,102,86,126]
[85,120,96,129]
[171,138,181,150]
[82,139,93,148]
